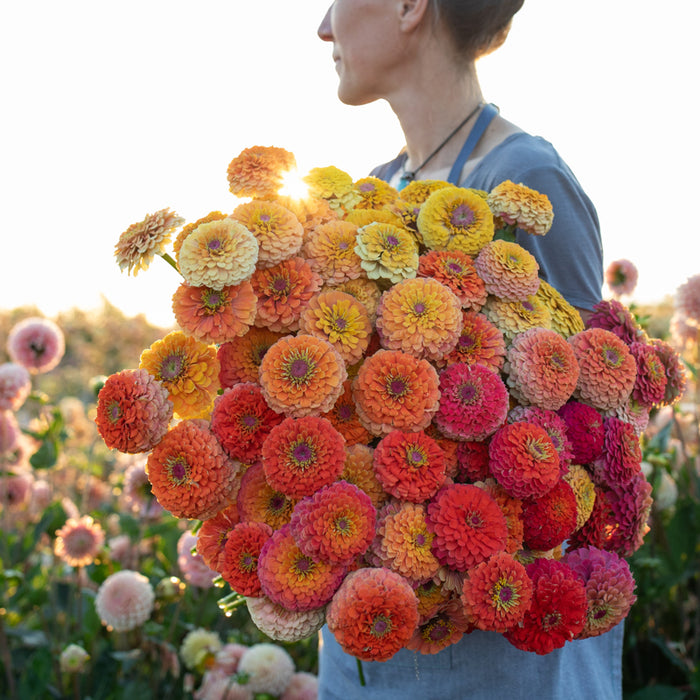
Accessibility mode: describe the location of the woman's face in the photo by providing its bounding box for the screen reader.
[318,1,406,106]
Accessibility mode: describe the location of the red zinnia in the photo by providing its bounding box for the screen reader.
[220,521,273,596]
[522,479,578,551]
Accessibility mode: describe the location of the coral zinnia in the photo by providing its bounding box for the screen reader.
[289,481,376,565]
[95,369,173,454]
[226,145,296,199]
[480,479,524,554]
[115,207,184,276]
[434,362,509,442]
[261,416,346,499]
[172,281,257,345]
[179,218,259,290]
[406,598,472,654]
[486,180,554,236]
[139,331,220,420]
[522,479,578,551]
[251,257,323,333]
[237,462,295,531]
[196,503,241,572]
[259,334,347,418]
[322,380,371,447]
[370,500,440,583]
[351,349,440,437]
[7,317,65,374]
[557,401,605,464]
[298,290,372,365]
[354,222,419,283]
[504,558,587,655]
[302,220,364,286]
[507,405,574,471]
[217,327,285,388]
[246,595,326,643]
[375,277,463,362]
[232,199,304,268]
[220,520,273,596]
[564,546,636,639]
[568,328,637,412]
[146,419,240,520]
[417,186,494,254]
[418,250,487,310]
[426,483,508,571]
[474,240,540,301]
[210,383,284,464]
[439,311,506,372]
[54,515,105,568]
[326,566,419,662]
[373,430,446,502]
[95,570,155,632]
[257,524,345,611]
[461,551,533,632]
[504,328,579,411]
[488,422,560,500]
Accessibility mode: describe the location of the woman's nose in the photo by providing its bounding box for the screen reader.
[318,7,333,41]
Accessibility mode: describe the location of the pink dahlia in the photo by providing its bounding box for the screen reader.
[557,401,605,464]
[564,546,636,639]
[605,259,639,298]
[568,328,637,411]
[95,570,155,632]
[504,328,579,411]
[426,483,508,571]
[7,317,65,374]
[488,422,560,499]
[434,362,509,442]
[289,481,376,565]
[0,363,31,411]
[674,274,700,327]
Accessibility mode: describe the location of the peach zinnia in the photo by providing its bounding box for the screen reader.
[261,415,346,499]
[504,328,579,411]
[438,310,506,372]
[486,180,554,237]
[375,277,463,362]
[146,420,240,520]
[172,280,257,345]
[226,145,296,199]
[54,515,105,568]
[474,240,540,301]
[259,334,347,418]
[298,290,372,365]
[406,598,472,655]
[326,567,419,662]
[352,349,440,437]
[426,483,508,571]
[340,444,388,509]
[302,220,364,285]
[232,199,304,268]
[139,331,220,420]
[95,368,173,454]
[568,328,637,411]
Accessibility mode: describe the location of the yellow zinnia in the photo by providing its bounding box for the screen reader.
[354,222,419,284]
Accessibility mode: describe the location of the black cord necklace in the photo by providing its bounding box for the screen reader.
[399,102,484,189]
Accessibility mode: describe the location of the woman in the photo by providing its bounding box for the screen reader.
[316,1,618,698]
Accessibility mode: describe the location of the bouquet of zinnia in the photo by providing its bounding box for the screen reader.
[97,144,686,662]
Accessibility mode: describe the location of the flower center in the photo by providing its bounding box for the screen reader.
[385,235,400,248]
[107,401,122,424]
[290,358,311,380]
[458,333,476,349]
[337,404,353,421]
[370,615,392,638]
[359,182,375,192]
[413,302,426,315]
[202,289,225,310]
[240,552,257,572]
[268,494,287,513]
[260,214,271,222]
[446,261,464,274]
[465,510,483,529]
[334,316,347,331]
[239,414,260,433]
[160,353,185,381]
[526,438,551,462]
[272,276,291,295]
[387,376,409,398]
[291,440,315,466]
[207,238,222,252]
[450,204,475,228]
[407,447,427,468]
[542,611,562,631]
[458,382,477,404]
[294,555,315,575]
[427,620,450,642]
[603,347,622,367]
[338,241,349,250]
[167,456,189,485]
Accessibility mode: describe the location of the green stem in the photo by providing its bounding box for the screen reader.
[158,252,182,275]
[0,616,16,698]
[356,657,366,687]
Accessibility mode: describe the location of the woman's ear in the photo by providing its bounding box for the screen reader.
[397,0,431,32]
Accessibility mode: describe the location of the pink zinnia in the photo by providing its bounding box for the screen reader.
[586,299,642,346]
[564,545,637,639]
[0,363,31,411]
[177,530,218,589]
[505,328,579,411]
[590,417,642,488]
[649,338,687,407]
[629,341,668,409]
[607,472,653,557]
[434,362,509,442]
[246,595,326,643]
[95,569,155,632]
[557,401,605,464]
[7,317,65,374]
[605,259,638,298]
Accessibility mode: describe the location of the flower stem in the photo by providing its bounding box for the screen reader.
[158,252,182,275]
[356,658,366,686]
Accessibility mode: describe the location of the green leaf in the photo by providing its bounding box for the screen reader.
[625,685,688,700]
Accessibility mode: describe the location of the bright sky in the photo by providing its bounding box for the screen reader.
[1,1,697,328]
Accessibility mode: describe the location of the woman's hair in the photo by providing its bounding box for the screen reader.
[431,0,525,61]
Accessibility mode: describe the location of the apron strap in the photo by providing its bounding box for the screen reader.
[447,103,499,185]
